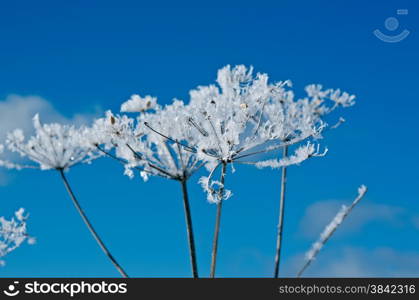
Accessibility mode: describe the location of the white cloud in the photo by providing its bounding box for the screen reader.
[0,94,101,184]
[285,247,419,277]
[286,199,419,277]
[0,94,100,140]
[299,200,406,238]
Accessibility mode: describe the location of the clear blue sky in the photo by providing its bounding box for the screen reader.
[0,0,418,277]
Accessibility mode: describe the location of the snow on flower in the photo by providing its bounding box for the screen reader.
[198,176,232,204]
[0,208,34,266]
[186,65,284,165]
[255,142,328,169]
[0,144,28,170]
[120,94,157,113]
[182,65,355,200]
[93,99,204,181]
[1,114,100,171]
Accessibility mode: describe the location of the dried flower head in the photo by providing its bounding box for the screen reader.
[1,114,99,171]
[0,208,34,266]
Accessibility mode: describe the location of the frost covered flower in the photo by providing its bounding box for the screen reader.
[184,65,288,202]
[0,208,34,266]
[0,144,30,170]
[0,114,127,276]
[183,65,348,202]
[90,110,151,179]
[254,74,356,278]
[94,99,204,182]
[252,83,356,159]
[92,98,203,277]
[120,94,157,113]
[173,65,356,277]
[187,65,283,166]
[1,114,99,171]
[198,174,232,203]
[139,100,204,180]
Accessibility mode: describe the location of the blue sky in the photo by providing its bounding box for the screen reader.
[0,0,418,277]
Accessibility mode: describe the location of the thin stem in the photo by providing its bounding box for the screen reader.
[58,169,128,278]
[96,145,157,177]
[188,117,209,137]
[210,162,227,278]
[124,143,177,179]
[207,116,223,157]
[180,179,199,278]
[233,133,312,161]
[297,185,367,277]
[144,122,197,153]
[96,145,127,165]
[273,145,288,278]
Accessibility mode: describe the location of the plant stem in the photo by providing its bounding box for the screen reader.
[58,169,128,278]
[273,146,288,278]
[180,179,199,278]
[210,162,227,278]
[297,185,367,277]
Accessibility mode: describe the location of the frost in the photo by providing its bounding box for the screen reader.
[299,185,368,276]
[1,114,101,171]
[255,143,328,169]
[0,64,361,276]
[198,176,232,204]
[93,99,204,181]
[1,64,357,208]
[0,208,33,266]
[120,94,157,113]
[95,65,355,202]
[0,144,31,170]
[183,65,354,200]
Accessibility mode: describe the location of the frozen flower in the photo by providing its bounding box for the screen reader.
[184,65,351,201]
[93,99,204,181]
[0,208,33,266]
[198,176,232,204]
[1,114,100,171]
[120,94,157,113]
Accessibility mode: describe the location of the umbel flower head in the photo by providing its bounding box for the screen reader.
[186,65,287,167]
[183,65,344,167]
[92,98,204,182]
[1,114,129,277]
[0,208,34,266]
[251,83,355,169]
[0,114,99,171]
[137,99,204,181]
[181,65,355,202]
[262,83,355,141]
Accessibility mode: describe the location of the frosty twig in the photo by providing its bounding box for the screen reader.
[297,185,368,277]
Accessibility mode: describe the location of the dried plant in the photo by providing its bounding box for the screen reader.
[0,115,128,277]
[0,65,364,278]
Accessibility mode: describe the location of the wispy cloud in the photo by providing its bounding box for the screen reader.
[299,200,406,238]
[285,247,419,277]
[282,198,419,277]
